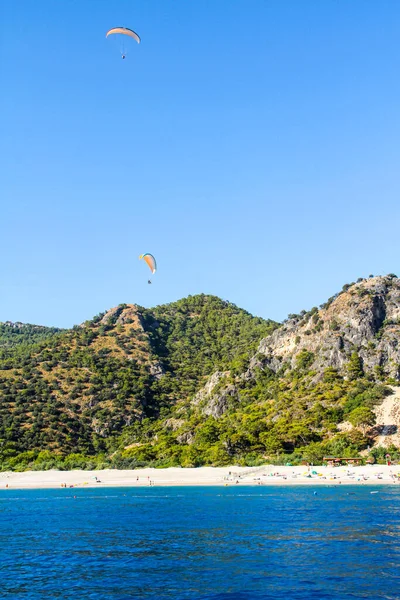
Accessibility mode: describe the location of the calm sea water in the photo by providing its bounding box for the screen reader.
[0,485,399,599]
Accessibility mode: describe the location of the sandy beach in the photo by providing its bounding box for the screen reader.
[0,464,399,489]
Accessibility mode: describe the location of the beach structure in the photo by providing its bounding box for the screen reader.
[323,457,363,467]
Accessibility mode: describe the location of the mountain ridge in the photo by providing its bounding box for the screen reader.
[0,280,399,471]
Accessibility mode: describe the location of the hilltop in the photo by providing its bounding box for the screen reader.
[0,278,399,471]
[0,295,276,467]
[0,322,62,347]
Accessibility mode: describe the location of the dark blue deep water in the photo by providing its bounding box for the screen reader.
[0,486,399,599]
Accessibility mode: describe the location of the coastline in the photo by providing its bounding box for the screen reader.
[0,464,399,490]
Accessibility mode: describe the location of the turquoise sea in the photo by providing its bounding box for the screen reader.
[1,486,399,599]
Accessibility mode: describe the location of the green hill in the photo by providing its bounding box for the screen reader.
[0,295,277,470]
[1,279,399,472]
[0,322,62,347]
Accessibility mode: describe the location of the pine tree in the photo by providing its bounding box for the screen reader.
[347,352,364,380]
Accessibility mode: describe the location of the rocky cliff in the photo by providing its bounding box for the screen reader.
[192,276,400,428]
[250,275,400,380]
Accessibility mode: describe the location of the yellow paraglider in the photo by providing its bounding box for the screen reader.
[139,254,157,284]
[106,27,141,59]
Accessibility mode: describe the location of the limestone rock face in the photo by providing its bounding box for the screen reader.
[100,305,144,330]
[100,307,121,325]
[149,362,165,380]
[192,371,230,405]
[202,384,238,418]
[191,371,237,417]
[251,276,400,380]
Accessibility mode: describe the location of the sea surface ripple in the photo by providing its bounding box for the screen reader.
[0,485,399,599]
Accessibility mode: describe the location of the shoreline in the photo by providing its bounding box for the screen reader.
[0,464,399,490]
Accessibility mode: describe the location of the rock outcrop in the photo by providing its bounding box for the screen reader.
[250,276,400,380]
[192,276,400,422]
[192,371,237,417]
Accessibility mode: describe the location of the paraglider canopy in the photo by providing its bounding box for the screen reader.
[139,253,157,275]
[106,27,141,44]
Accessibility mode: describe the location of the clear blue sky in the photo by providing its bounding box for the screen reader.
[1,0,400,327]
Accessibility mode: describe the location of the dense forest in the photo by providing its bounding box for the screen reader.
[0,279,399,472]
[0,322,62,347]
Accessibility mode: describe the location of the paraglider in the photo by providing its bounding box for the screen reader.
[106,27,141,59]
[139,253,156,284]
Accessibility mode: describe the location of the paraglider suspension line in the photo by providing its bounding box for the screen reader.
[120,38,128,59]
